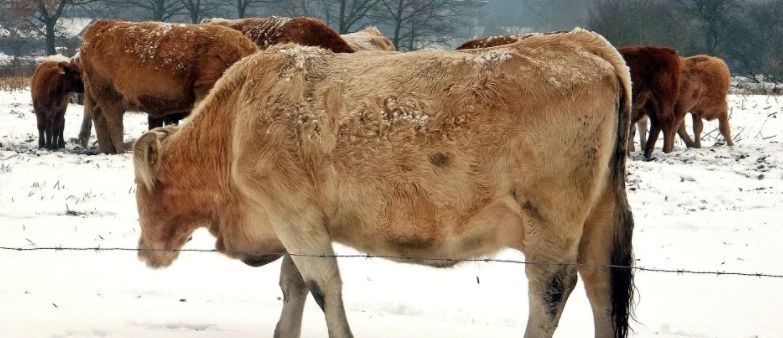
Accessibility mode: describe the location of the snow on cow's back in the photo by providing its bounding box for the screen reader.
[43,54,69,63]
[80,20,256,75]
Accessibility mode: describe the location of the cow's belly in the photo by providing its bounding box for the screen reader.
[328,195,526,267]
[123,93,193,116]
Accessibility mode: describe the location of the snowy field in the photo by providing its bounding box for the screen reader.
[1,87,781,337]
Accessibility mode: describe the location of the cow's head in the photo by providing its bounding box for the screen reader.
[133,126,200,269]
[57,61,84,94]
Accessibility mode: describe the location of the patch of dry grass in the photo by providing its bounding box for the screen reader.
[0,76,31,91]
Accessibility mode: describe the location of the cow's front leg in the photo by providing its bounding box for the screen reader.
[274,255,309,338]
[272,208,353,338]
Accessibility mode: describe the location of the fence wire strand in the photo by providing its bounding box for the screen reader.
[1,245,781,279]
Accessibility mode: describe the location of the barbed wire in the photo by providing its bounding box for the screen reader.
[1,245,782,279]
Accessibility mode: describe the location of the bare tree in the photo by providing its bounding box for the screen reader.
[114,0,185,21]
[723,0,783,79]
[676,0,741,55]
[332,0,379,33]
[180,0,202,22]
[378,0,479,51]
[228,0,283,18]
[6,0,97,55]
[588,0,687,49]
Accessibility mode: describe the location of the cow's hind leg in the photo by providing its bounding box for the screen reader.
[677,113,697,148]
[55,113,66,149]
[271,208,353,338]
[521,213,580,337]
[101,102,126,153]
[637,118,648,151]
[578,187,617,337]
[692,112,704,148]
[717,111,733,146]
[79,95,93,148]
[523,255,578,338]
[92,106,115,154]
[274,255,309,338]
[578,181,635,338]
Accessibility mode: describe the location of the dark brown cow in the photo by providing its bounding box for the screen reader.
[201,16,355,53]
[618,46,682,158]
[31,55,84,149]
[675,55,733,148]
[76,20,258,153]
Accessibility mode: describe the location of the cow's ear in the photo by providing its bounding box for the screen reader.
[57,61,68,75]
[133,129,174,192]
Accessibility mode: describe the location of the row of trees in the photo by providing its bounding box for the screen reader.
[0,0,482,57]
[588,0,783,80]
[2,0,782,79]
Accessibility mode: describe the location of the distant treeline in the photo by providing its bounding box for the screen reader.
[2,0,781,80]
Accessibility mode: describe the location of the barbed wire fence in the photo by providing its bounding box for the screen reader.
[1,245,782,279]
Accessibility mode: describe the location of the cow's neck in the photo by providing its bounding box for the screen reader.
[159,114,235,226]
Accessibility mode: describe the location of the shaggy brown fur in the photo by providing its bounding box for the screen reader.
[455,32,570,50]
[619,45,682,157]
[456,34,521,50]
[341,26,396,51]
[134,29,635,338]
[31,55,84,149]
[202,16,355,53]
[77,20,258,153]
[675,55,733,147]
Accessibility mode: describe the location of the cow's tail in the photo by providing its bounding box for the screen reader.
[606,40,636,338]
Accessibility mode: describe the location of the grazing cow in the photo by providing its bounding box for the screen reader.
[675,55,733,147]
[31,55,84,149]
[76,20,258,153]
[134,29,635,338]
[201,16,355,53]
[340,26,396,51]
[618,46,682,158]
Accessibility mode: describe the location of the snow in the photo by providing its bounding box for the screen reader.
[1,86,782,337]
[472,48,513,66]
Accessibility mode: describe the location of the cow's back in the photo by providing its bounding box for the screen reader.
[80,20,256,114]
[341,27,396,51]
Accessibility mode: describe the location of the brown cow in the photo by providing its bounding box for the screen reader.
[201,16,355,53]
[31,55,84,149]
[675,55,733,147]
[618,46,682,158]
[134,29,635,338]
[340,26,396,51]
[76,20,258,154]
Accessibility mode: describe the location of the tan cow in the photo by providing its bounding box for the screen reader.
[201,16,355,53]
[675,55,733,147]
[134,29,635,338]
[76,20,258,153]
[31,55,84,149]
[340,26,396,51]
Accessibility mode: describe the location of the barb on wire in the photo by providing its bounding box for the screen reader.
[1,245,782,279]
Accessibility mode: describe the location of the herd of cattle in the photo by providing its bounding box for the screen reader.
[24,16,737,338]
[31,17,731,158]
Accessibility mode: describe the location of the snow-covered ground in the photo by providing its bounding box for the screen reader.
[1,88,781,337]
